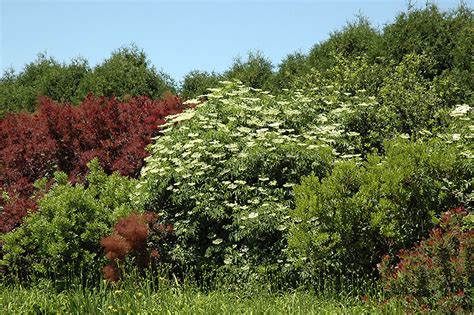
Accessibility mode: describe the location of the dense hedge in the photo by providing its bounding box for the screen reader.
[289,139,472,279]
[0,93,187,233]
[0,45,176,116]
[136,82,342,277]
[179,4,473,101]
[1,160,136,279]
[0,5,471,311]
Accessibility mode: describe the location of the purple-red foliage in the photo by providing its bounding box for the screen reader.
[100,212,173,282]
[114,213,149,251]
[0,94,189,233]
[378,206,473,313]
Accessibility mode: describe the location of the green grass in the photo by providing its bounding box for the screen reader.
[1,277,406,314]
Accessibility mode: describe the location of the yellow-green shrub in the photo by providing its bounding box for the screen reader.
[289,139,472,280]
[1,159,136,279]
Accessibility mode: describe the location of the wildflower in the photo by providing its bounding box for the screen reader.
[450,104,471,117]
[213,238,223,245]
[248,212,259,219]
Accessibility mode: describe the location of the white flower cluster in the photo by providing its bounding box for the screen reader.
[133,80,393,267]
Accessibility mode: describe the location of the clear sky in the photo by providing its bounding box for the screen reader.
[0,0,468,83]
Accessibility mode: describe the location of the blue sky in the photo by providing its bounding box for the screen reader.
[0,0,468,83]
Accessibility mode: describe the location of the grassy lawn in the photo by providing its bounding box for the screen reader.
[1,279,405,314]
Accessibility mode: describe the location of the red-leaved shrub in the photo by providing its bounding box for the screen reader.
[0,94,190,232]
[378,206,473,313]
[100,212,174,282]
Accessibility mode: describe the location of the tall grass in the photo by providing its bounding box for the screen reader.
[1,270,406,314]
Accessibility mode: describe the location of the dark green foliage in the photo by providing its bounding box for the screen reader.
[272,52,310,91]
[382,4,473,74]
[297,4,473,106]
[308,16,381,71]
[299,53,388,96]
[224,51,274,90]
[0,54,90,116]
[0,159,136,279]
[180,70,223,99]
[78,45,176,100]
[381,3,473,102]
[379,54,445,135]
[0,45,176,116]
[289,139,471,280]
[296,53,468,155]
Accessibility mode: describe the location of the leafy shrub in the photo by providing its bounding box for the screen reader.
[0,159,136,279]
[288,138,471,280]
[308,16,381,71]
[0,93,187,233]
[272,52,310,91]
[0,45,176,116]
[78,45,176,101]
[224,51,274,90]
[300,53,388,97]
[181,70,223,99]
[0,54,90,116]
[382,4,473,76]
[379,53,446,136]
[136,81,337,277]
[101,212,174,282]
[378,206,473,313]
[296,53,470,155]
[289,161,370,279]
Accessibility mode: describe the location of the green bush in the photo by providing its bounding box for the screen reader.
[308,16,381,71]
[135,81,336,277]
[0,54,90,116]
[78,45,176,100]
[382,4,473,75]
[180,70,223,99]
[288,138,471,280]
[1,159,136,279]
[295,53,469,155]
[272,52,310,92]
[381,3,473,103]
[224,51,274,90]
[379,54,445,136]
[0,45,176,117]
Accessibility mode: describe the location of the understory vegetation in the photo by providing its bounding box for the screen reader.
[1,3,473,314]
